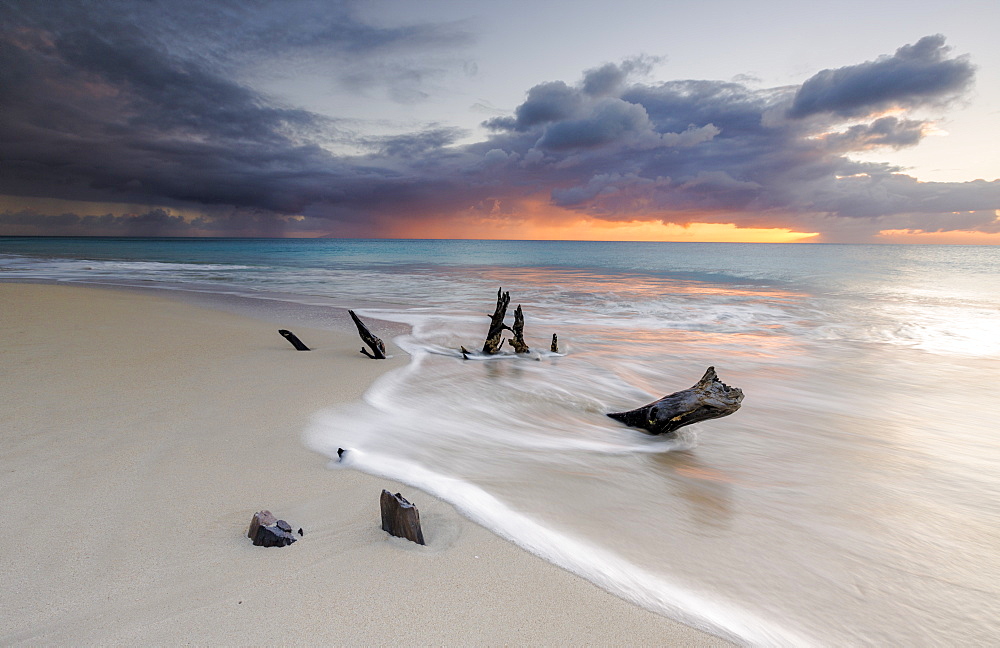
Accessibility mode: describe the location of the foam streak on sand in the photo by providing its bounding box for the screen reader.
[0,283,727,646]
[335,448,804,646]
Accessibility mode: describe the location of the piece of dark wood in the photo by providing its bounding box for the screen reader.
[349,310,386,359]
[510,305,530,353]
[460,345,471,360]
[482,288,512,355]
[278,329,310,351]
[380,490,425,545]
[607,367,744,435]
[550,333,559,353]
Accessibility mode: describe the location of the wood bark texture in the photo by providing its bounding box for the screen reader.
[607,367,743,435]
[482,288,511,354]
[380,490,425,545]
[510,305,530,353]
[349,310,386,359]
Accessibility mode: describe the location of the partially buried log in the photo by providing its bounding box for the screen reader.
[482,288,511,354]
[509,304,530,354]
[349,310,386,359]
[380,490,425,545]
[247,510,298,547]
[278,329,310,351]
[607,367,744,435]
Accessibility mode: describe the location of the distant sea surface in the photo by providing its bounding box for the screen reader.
[3,237,999,645]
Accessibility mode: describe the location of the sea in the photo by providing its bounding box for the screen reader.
[2,237,998,646]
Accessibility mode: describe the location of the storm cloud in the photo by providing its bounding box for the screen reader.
[1,0,997,242]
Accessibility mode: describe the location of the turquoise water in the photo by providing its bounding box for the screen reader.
[3,237,999,645]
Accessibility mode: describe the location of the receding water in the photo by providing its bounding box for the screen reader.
[3,237,999,645]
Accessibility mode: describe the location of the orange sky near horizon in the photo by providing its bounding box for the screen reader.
[386,216,821,243]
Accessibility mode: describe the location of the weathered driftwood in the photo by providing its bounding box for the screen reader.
[248,510,298,547]
[278,329,310,351]
[510,305,530,353]
[380,490,425,545]
[550,333,559,353]
[482,288,511,354]
[607,367,743,435]
[349,310,386,359]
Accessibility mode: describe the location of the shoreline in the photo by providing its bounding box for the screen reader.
[0,282,728,645]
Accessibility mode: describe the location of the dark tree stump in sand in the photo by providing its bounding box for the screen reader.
[607,367,744,435]
[380,490,425,545]
[278,329,310,351]
[510,305,530,354]
[482,288,512,354]
[550,333,559,353]
[248,510,298,547]
[349,310,386,359]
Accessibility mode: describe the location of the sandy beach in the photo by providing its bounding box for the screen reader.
[0,283,726,645]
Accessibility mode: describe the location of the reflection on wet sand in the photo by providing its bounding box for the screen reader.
[653,450,734,529]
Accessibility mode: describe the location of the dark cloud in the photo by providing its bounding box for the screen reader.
[789,35,974,119]
[0,8,996,243]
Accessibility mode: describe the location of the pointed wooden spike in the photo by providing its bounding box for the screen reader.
[349,310,386,359]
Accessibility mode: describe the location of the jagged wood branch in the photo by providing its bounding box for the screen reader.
[607,367,743,435]
[349,310,386,359]
[482,288,511,354]
[510,304,530,353]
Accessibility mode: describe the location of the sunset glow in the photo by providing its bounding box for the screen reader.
[388,215,819,243]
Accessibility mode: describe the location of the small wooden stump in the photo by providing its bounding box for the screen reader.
[550,333,559,353]
[349,310,386,359]
[278,329,310,351]
[248,510,298,547]
[380,490,425,545]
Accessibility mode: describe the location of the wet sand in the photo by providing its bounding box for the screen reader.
[0,282,728,645]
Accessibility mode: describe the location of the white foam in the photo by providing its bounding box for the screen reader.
[321,447,811,647]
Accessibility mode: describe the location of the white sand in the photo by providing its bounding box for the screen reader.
[0,283,729,645]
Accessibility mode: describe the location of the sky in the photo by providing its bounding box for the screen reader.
[2,0,999,243]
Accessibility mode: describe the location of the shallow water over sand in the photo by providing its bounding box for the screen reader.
[4,238,999,644]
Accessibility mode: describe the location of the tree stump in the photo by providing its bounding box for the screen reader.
[349,310,386,359]
[607,367,744,435]
[278,329,310,351]
[380,490,425,545]
[482,288,511,354]
[509,305,530,353]
[550,333,559,353]
[248,510,298,547]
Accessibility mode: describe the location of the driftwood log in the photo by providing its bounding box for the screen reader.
[608,367,743,435]
[278,329,310,351]
[380,490,425,545]
[482,288,512,354]
[349,310,386,359]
